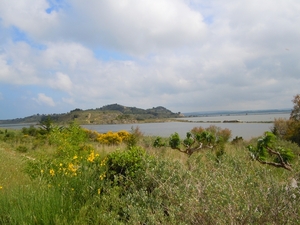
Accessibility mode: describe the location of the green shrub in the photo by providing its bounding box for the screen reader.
[247,131,294,170]
[124,126,143,149]
[153,136,167,147]
[16,145,28,153]
[106,147,147,181]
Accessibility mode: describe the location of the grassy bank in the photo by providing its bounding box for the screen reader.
[0,126,300,224]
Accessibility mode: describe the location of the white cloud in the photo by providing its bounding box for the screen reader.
[0,0,207,56]
[34,93,55,107]
[1,0,300,118]
[48,72,73,93]
[0,0,59,40]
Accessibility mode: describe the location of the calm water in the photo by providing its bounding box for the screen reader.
[0,113,290,140]
[180,113,290,122]
[83,113,290,140]
[83,122,273,140]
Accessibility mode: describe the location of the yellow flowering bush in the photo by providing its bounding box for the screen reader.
[97,130,130,145]
[26,123,108,204]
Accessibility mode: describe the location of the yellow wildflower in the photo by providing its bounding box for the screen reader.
[68,163,77,173]
[98,188,101,195]
[73,155,78,160]
[87,151,95,162]
[59,163,63,167]
[41,169,44,173]
[0,186,3,190]
[99,173,106,180]
[100,158,107,166]
[50,169,55,176]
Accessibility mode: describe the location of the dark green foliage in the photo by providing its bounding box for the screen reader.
[21,125,40,137]
[153,136,167,147]
[169,132,181,149]
[39,116,54,134]
[1,129,16,141]
[16,145,28,153]
[231,136,243,144]
[106,147,147,180]
[166,126,231,157]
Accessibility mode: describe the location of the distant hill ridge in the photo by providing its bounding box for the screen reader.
[0,104,182,125]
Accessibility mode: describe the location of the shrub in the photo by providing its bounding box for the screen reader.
[16,145,28,153]
[192,125,232,142]
[49,122,88,157]
[247,131,294,170]
[124,126,143,149]
[166,126,231,157]
[106,147,147,181]
[153,136,167,147]
[96,130,130,145]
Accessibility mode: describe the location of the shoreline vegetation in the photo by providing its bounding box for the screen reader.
[0,103,290,125]
[1,122,300,224]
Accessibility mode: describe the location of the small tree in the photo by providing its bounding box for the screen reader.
[39,116,54,134]
[290,94,300,121]
[272,94,300,146]
[171,131,215,156]
[247,132,294,171]
[153,126,231,157]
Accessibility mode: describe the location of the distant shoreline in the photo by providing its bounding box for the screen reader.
[183,109,291,117]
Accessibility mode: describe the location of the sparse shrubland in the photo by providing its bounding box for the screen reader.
[1,94,300,224]
[1,122,300,225]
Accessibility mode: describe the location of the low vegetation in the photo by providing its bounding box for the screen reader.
[1,95,300,224]
[1,120,300,224]
[0,104,182,125]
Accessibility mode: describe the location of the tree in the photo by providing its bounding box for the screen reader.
[290,94,300,121]
[247,132,294,171]
[272,94,300,146]
[39,116,54,134]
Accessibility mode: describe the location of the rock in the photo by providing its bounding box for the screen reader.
[290,178,298,188]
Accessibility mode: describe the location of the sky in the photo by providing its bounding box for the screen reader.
[0,0,300,119]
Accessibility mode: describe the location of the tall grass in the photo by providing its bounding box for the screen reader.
[0,127,300,224]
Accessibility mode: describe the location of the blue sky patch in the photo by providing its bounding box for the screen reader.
[93,48,133,61]
[10,26,46,50]
[45,0,68,14]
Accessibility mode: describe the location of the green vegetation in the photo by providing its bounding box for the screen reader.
[0,104,182,125]
[247,131,294,171]
[154,125,231,160]
[273,94,300,146]
[1,95,300,224]
[1,121,300,224]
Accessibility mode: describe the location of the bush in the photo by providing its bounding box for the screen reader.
[16,145,28,153]
[124,126,143,149]
[247,131,294,170]
[106,147,147,181]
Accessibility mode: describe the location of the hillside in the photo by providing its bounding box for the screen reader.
[0,104,182,125]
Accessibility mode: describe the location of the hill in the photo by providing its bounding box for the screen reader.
[0,104,182,125]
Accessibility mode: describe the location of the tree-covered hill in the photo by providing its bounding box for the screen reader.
[0,104,182,125]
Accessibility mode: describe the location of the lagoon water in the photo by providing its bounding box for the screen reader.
[0,113,290,140]
[83,113,290,140]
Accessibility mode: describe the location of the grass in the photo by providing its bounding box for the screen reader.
[0,127,300,224]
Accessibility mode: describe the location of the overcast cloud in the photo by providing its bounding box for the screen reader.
[0,0,299,119]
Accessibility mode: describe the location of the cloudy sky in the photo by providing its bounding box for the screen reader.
[0,0,299,119]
